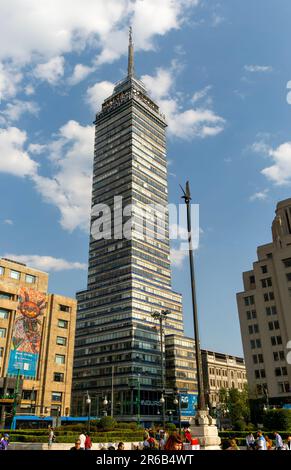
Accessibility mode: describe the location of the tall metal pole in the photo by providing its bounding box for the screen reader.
[181,181,206,411]
[111,365,114,418]
[159,316,166,429]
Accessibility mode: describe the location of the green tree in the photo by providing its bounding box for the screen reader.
[218,386,251,430]
[263,409,291,431]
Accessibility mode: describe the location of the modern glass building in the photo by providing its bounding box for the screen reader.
[72,31,193,422]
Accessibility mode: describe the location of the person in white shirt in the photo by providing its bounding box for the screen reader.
[246,433,255,450]
[79,431,86,450]
[274,432,284,450]
[256,431,267,450]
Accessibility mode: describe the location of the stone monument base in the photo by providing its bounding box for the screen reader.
[189,409,221,450]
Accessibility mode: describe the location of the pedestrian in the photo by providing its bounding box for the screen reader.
[0,433,9,450]
[48,427,55,450]
[286,435,291,450]
[183,427,192,443]
[265,435,273,450]
[79,430,86,450]
[164,433,183,451]
[246,432,255,450]
[117,442,125,450]
[256,431,267,450]
[70,439,82,451]
[85,432,92,450]
[229,438,239,450]
[274,432,284,450]
[159,432,166,450]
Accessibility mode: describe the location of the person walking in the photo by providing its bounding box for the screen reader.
[79,430,86,450]
[246,433,255,450]
[265,435,273,450]
[0,434,9,450]
[274,432,284,450]
[48,427,55,450]
[117,442,125,450]
[285,435,291,450]
[256,431,267,450]
[85,432,92,450]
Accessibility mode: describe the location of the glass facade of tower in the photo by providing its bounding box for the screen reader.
[72,71,186,421]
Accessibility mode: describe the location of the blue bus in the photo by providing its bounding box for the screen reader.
[11,415,96,430]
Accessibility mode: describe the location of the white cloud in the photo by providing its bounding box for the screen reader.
[3,254,86,272]
[24,85,35,96]
[69,64,95,85]
[244,65,273,73]
[0,0,200,95]
[0,63,22,102]
[34,56,65,85]
[141,68,173,101]
[170,247,188,269]
[191,85,212,103]
[0,100,39,123]
[0,127,38,177]
[32,120,95,232]
[86,81,115,111]
[141,65,224,139]
[3,219,13,225]
[249,189,269,202]
[261,142,291,186]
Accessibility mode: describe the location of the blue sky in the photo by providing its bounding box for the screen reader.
[0,0,291,356]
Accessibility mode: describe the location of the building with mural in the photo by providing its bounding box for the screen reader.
[0,258,76,427]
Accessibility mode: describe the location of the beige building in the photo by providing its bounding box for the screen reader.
[0,258,76,426]
[201,349,247,406]
[165,334,246,413]
[237,199,291,405]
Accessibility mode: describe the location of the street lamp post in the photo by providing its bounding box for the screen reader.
[181,182,206,411]
[151,309,170,430]
[173,395,182,435]
[103,396,108,416]
[86,391,91,433]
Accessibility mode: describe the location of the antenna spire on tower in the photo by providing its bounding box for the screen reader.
[128,26,134,77]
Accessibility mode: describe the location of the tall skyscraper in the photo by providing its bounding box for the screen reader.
[237,198,291,406]
[72,31,190,421]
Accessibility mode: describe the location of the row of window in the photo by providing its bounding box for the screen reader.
[250,335,283,349]
[256,382,290,395]
[0,267,36,284]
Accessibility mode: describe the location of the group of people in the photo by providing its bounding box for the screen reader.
[0,433,9,450]
[70,437,124,451]
[142,427,192,451]
[222,431,291,450]
[246,431,291,451]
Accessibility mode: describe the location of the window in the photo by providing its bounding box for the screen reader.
[274,351,279,361]
[58,319,68,329]
[250,340,256,349]
[258,354,264,363]
[269,292,274,300]
[275,367,287,377]
[53,372,64,382]
[246,311,251,320]
[56,336,67,346]
[286,273,291,282]
[253,355,258,364]
[268,322,274,331]
[264,293,269,302]
[254,324,259,333]
[261,265,268,274]
[252,310,257,319]
[279,351,285,360]
[278,382,290,394]
[0,347,3,357]
[261,278,272,288]
[0,309,9,320]
[0,267,4,276]
[59,305,71,313]
[244,296,254,306]
[274,321,280,329]
[248,325,253,335]
[10,270,20,280]
[267,253,273,259]
[271,306,277,315]
[0,328,6,338]
[51,391,62,402]
[277,336,282,345]
[55,354,65,365]
[283,258,291,268]
[250,275,255,284]
[25,274,36,284]
[0,292,13,300]
[256,339,261,348]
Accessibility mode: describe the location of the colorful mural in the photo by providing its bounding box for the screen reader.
[8,287,46,378]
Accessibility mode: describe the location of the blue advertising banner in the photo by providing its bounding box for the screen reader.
[8,287,46,378]
[180,393,198,417]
